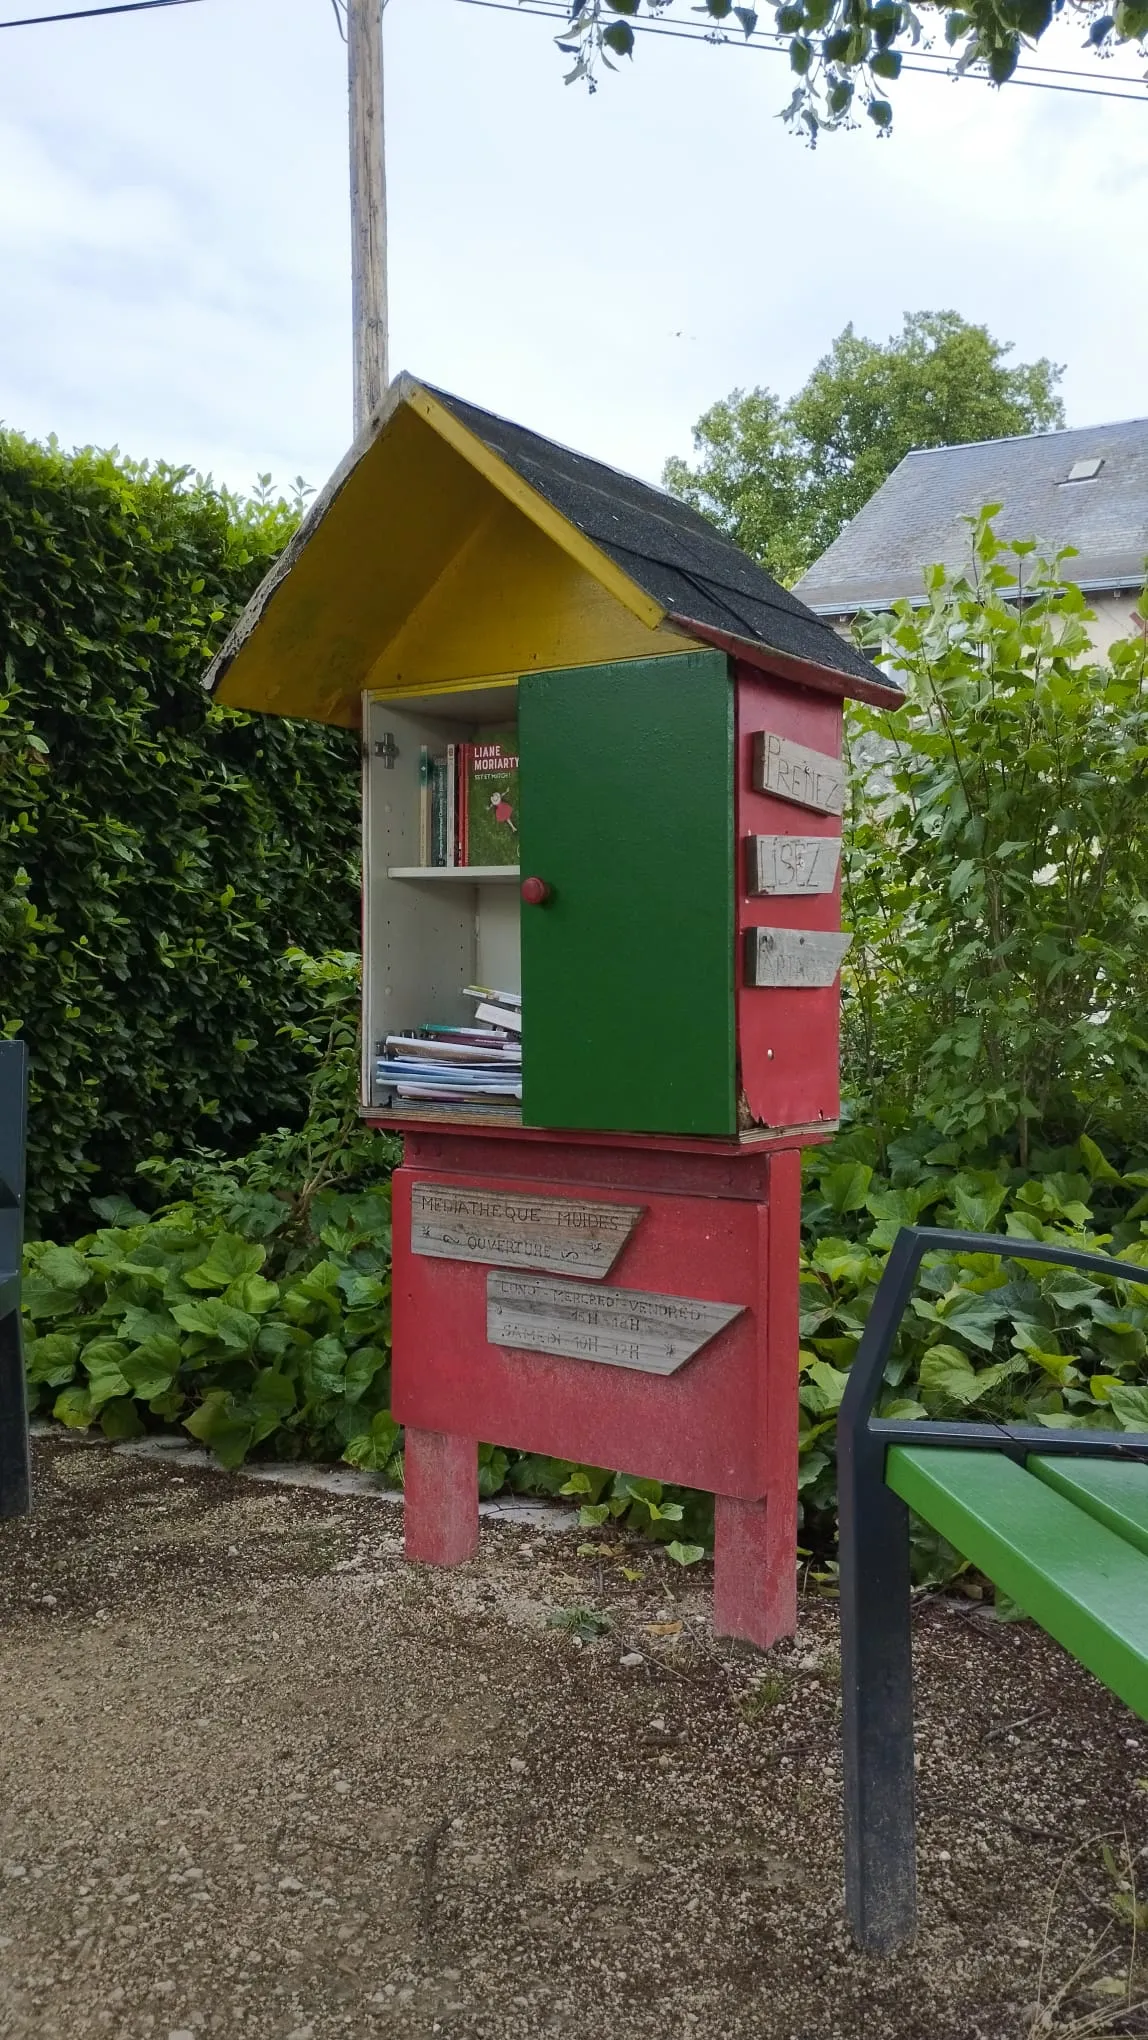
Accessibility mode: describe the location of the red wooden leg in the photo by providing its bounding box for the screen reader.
[713,1490,797,1649]
[403,1427,479,1566]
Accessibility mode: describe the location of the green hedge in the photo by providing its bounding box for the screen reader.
[0,434,360,1232]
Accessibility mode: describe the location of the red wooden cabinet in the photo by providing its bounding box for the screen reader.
[202,379,897,1650]
[371,649,854,1648]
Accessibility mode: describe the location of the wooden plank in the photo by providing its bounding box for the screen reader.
[388,866,521,883]
[752,732,844,816]
[410,1182,643,1280]
[745,834,841,897]
[744,927,852,989]
[1030,1456,1148,1560]
[886,1446,1148,1721]
[486,1271,745,1375]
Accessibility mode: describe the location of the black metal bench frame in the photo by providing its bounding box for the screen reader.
[0,1040,30,1518]
[837,1222,1148,1952]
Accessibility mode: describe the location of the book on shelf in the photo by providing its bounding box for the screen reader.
[445,743,457,869]
[418,746,432,866]
[464,731,519,867]
[384,1035,519,1065]
[375,982,522,1108]
[463,985,521,1008]
[464,984,522,1034]
[474,1002,521,1034]
[430,753,448,867]
[419,730,519,869]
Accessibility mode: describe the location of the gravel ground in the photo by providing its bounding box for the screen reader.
[1,1437,1146,2040]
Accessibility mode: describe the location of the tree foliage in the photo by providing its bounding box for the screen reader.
[663,310,1065,580]
[552,0,1147,138]
[843,511,1148,1165]
[0,431,361,1232]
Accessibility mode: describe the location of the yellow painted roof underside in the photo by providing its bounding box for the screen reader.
[208,383,699,729]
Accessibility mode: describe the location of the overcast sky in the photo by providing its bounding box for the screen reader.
[1,0,1145,500]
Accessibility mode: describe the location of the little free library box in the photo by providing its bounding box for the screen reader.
[204,376,898,1645]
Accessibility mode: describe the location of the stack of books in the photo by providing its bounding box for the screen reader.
[375,986,522,1107]
[419,730,519,868]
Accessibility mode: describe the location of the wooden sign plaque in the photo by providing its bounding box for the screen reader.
[746,834,841,897]
[411,1182,643,1280]
[486,1271,745,1376]
[744,927,852,989]
[752,732,844,817]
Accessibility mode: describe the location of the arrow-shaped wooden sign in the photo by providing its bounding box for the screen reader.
[486,1271,745,1375]
[411,1183,643,1280]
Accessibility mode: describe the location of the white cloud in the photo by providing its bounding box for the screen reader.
[0,0,1144,496]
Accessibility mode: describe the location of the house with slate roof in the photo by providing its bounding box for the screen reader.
[793,418,1148,656]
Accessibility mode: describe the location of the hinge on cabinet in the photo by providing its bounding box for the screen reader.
[371,732,399,768]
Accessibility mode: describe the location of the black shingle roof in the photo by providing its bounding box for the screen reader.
[431,385,892,697]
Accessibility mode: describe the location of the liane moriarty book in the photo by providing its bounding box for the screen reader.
[464,730,519,866]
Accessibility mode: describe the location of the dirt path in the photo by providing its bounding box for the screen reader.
[0,1438,1145,2040]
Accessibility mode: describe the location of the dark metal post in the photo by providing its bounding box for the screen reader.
[0,1041,31,1517]
[838,1228,922,1952]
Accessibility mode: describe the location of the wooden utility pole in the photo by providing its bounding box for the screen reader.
[348,0,388,434]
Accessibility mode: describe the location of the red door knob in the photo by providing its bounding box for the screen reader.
[521,877,551,906]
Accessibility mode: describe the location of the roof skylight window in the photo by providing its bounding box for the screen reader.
[1062,457,1104,483]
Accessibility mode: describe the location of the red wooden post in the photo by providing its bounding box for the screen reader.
[712,1146,801,1646]
[403,1426,479,1566]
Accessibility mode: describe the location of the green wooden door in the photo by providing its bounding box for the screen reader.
[519,650,736,1137]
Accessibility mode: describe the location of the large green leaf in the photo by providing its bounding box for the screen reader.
[918,1342,1022,1410]
[183,1234,267,1292]
[1107,1384,1148,1432]
[81,1338,133,1407]
[305,1334,347,1400]
[343,1344,389,1404]
[90,1195,150,1227]
[342,1410,400,1472]
[118,1304,182,1345]
[337,1271,389,1311]
[53,1384,95,1429]
[36,1245,93,1292]
[120,1339,181,1399]
[224,1273,279,1316]
[100,1396,146,1441]
[170,1297,259,1351]
[25,1333,80,1386]
[21,1276,86,1320]
[184,1390,256,1469]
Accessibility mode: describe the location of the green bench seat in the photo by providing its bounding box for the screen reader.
[887,1446,1148,1722]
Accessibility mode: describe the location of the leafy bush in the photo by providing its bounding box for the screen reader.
[798,1133,1148,1562]
[0,432,361,1232]
[844,512,1148,1163]
[21,951,401,1473]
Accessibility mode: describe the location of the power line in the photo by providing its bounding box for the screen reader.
[0,0,204,27]
[451,0,1148,106]
[3,0,1143,105]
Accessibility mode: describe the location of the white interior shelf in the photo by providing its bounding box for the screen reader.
[387,866,521,883]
